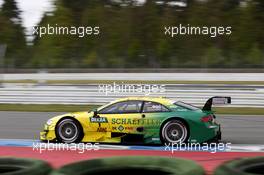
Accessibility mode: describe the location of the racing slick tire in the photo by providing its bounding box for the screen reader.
[0,157,52,175]
[214,156,264,175]
[50,156,205,175]
[56,118,83,143]
[161,119,189,144]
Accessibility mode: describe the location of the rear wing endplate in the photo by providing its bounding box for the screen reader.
[202,96,231,111]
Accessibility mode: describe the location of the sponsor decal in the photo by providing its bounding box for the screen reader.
[112,126,133,131]
[112,118,161,126]
[90,117,108,123]
[118,125,124,131]
[125,126,134,131]
[97,127,107,132]
[112,118,139,125]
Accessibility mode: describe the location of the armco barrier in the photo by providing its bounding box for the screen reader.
[0,84,264,107]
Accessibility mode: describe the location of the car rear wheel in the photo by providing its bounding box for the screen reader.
[56,118,83,143]
[161,120,188,144]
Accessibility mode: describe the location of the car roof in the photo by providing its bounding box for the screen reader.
[111,97,174,106]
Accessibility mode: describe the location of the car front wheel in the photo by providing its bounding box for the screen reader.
[56,118,83,143]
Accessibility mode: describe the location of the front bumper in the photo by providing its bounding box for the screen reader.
[40,125,56,141]
[40,129,56,141]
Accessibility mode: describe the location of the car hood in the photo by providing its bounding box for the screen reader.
[49,111,92,123]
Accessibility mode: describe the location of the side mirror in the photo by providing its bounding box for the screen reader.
[93,110,98,117]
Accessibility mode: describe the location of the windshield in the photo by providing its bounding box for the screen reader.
[173,101,200,111]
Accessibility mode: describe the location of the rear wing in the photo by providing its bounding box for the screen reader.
[202,96,231,111]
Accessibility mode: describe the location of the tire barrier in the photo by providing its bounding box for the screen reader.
[0,156,263,175]
[0,157,52,175]
[50,156,205,175]
[214,156,264,175]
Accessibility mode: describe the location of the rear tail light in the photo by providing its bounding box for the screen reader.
[201,115,213,122]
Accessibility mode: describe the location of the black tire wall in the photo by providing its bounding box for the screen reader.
[50,156,205,175]
[214,157,264,175]
[0,157,52,175]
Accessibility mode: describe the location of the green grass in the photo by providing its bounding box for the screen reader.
[0,104,263,115]
[213,107,264,115]
[2,79,264,85]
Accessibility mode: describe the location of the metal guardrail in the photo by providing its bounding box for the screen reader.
[0,84,263,107]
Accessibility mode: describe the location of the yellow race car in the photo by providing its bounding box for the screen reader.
[40,96,230,144]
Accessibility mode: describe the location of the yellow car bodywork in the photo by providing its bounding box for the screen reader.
[40,97,173,143]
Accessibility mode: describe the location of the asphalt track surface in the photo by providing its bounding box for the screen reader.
[0,111,263,144]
